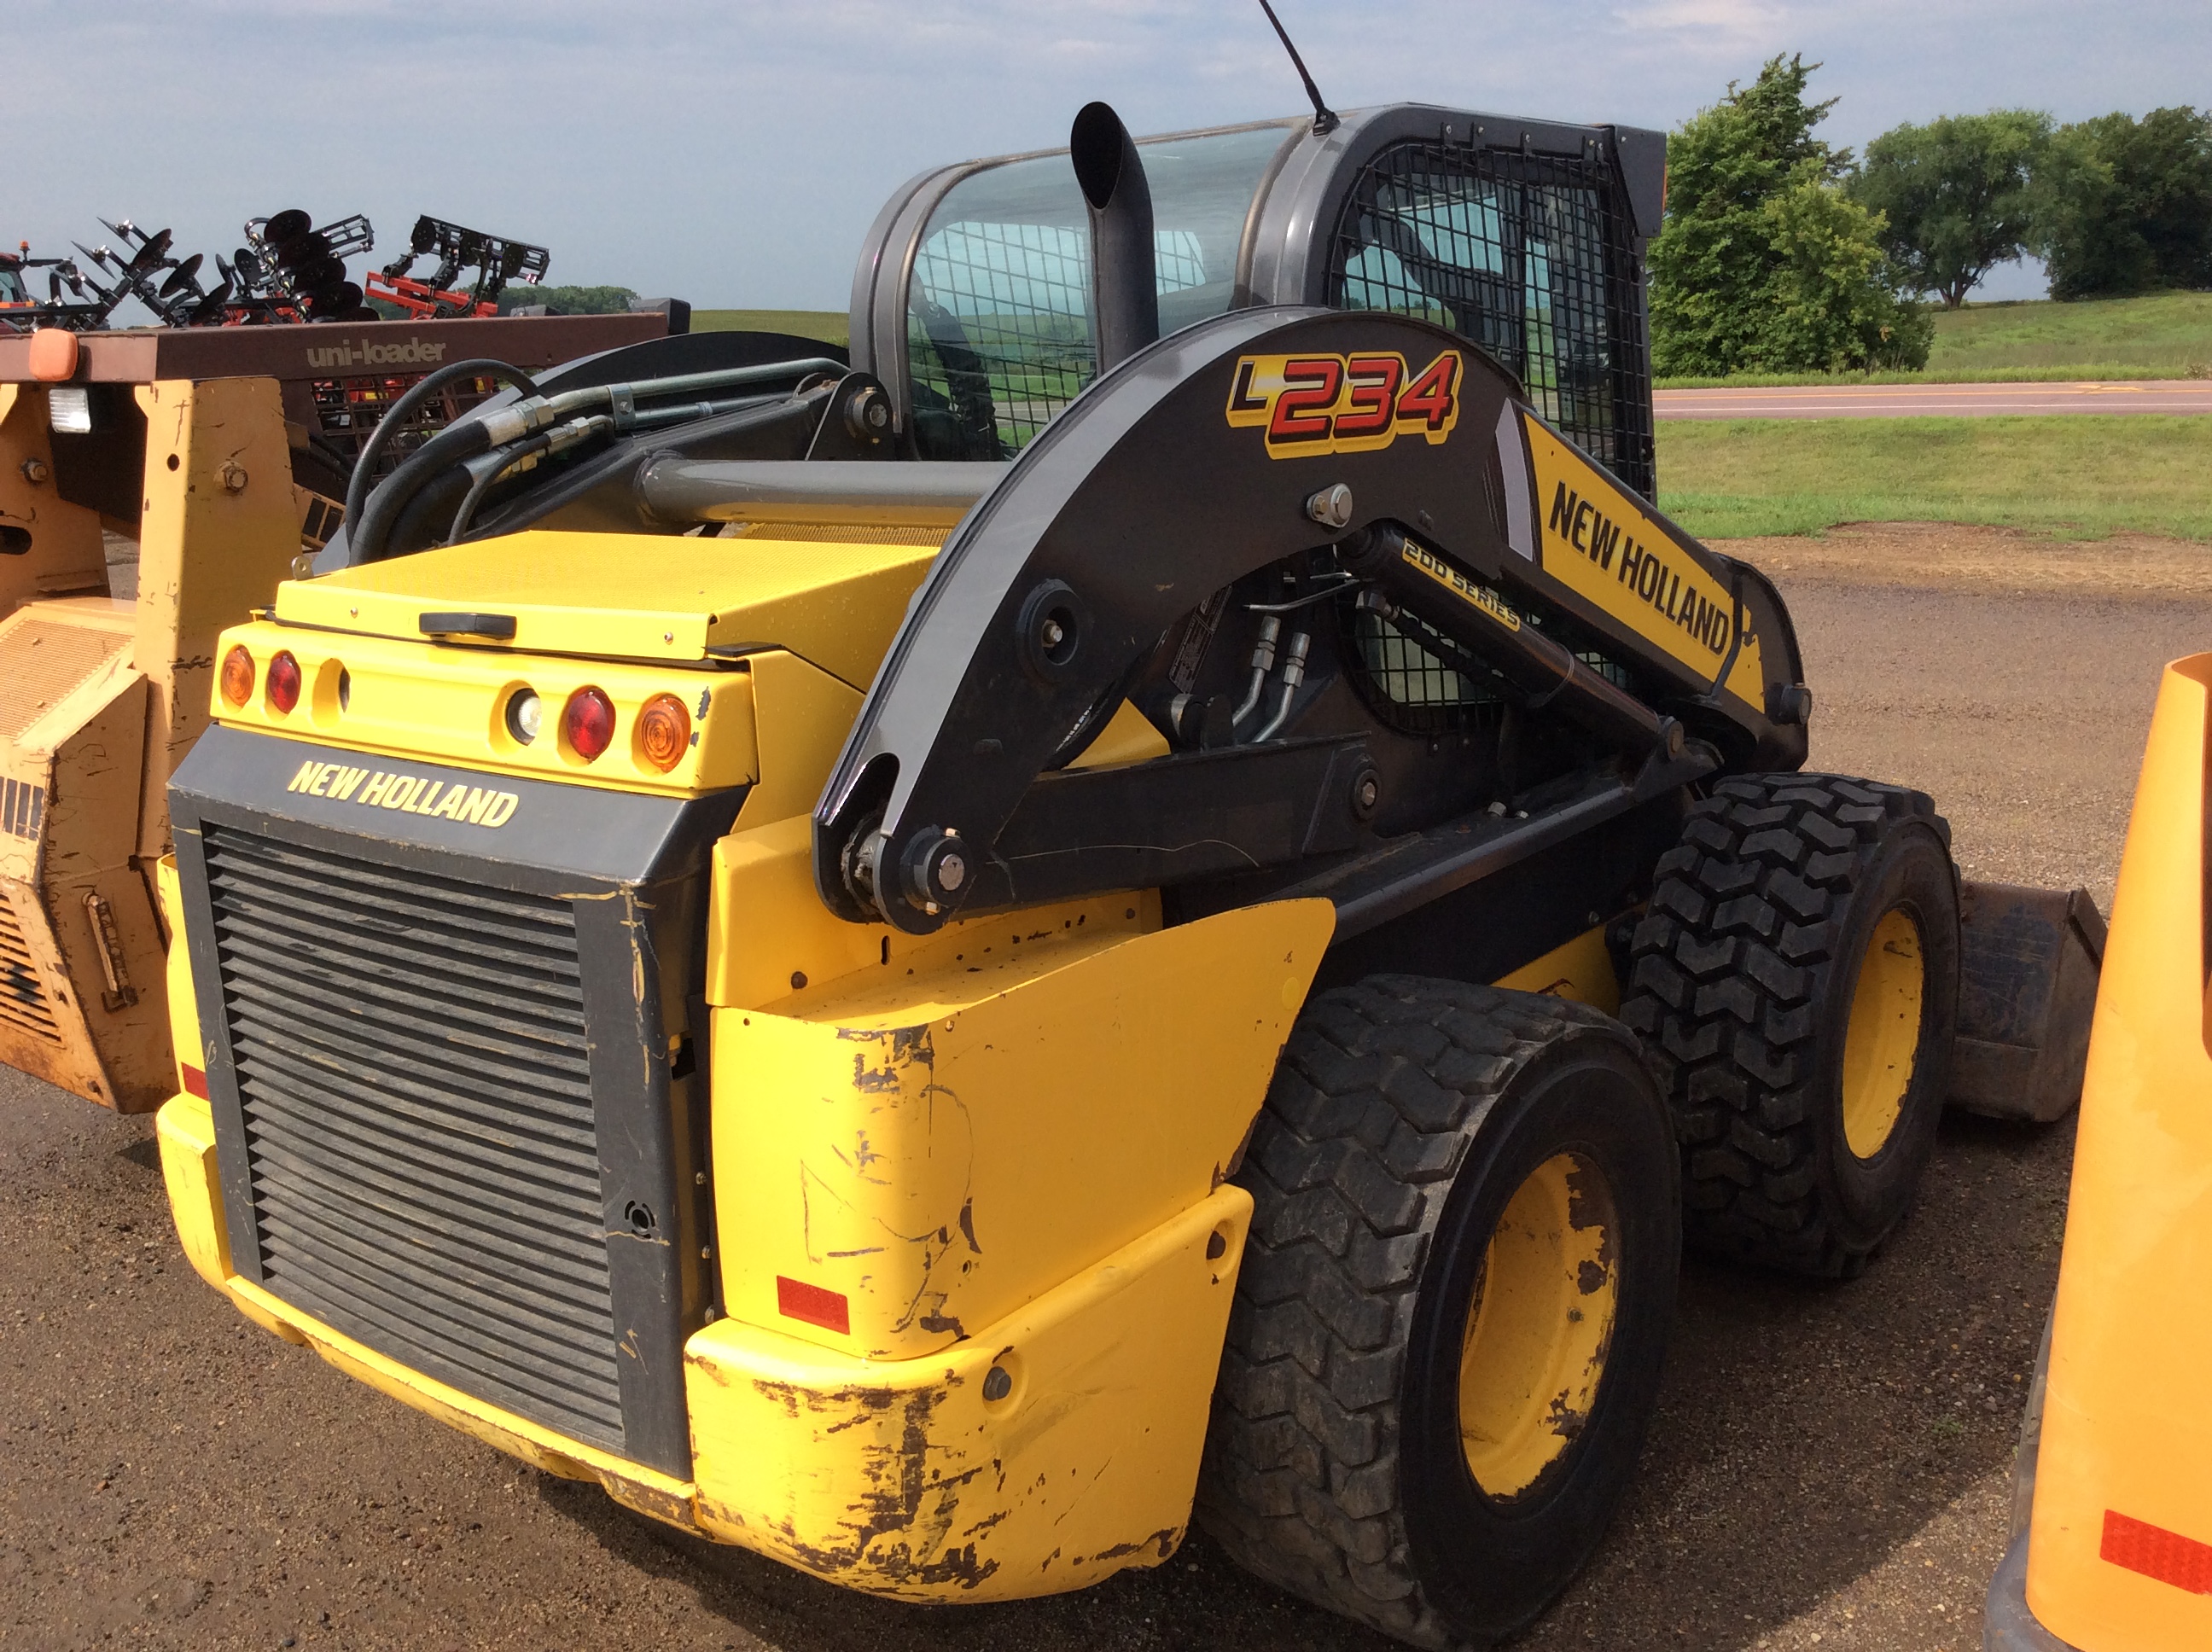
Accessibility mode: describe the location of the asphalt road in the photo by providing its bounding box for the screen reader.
[4,528,2204,1651]
[1655,378,2212,419]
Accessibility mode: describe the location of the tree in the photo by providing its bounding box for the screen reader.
[496,283,639,315]
[1849,112,2050,308]
[2032,108,2212,299]
[1650,55,1930,375]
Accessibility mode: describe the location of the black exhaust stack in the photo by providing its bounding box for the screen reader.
[1070,102,1159,375]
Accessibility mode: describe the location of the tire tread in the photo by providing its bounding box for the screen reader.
[1198,978,1633,1649]
[1618,773,1951,1276]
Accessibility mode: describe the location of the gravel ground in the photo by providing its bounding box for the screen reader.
[5,524,2206,1651]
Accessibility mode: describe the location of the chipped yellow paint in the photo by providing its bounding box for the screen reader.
[709,898,1334,1362]
[686,1185,1251,1599]
[2025,653,2212,1648]
[157,1089,1248,1602]
[1457,1151,1618,1498]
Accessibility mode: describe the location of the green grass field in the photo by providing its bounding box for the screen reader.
[691,308,849,347]
[1656,415,2212,540]
[1659,291,2212,388]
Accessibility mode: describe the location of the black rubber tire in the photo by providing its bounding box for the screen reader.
[1618,773,1961,1278]
[1198,978,1681,1649]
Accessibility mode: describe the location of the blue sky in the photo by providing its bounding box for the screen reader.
[10,1,2203,314]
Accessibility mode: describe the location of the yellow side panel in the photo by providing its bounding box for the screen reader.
[687,1184,1251,1600]
[1522,413,1765,705]
[731,650,864,829]
[702,812,1159,1013]
[277,532,937,688]
[2028,653,2212,1648]
[1493,923,1621,1015]
[154,1094,230,1288]
[711,898,1335,1360]
[157,855,200,1086]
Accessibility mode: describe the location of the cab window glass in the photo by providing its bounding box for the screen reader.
[906,122,1295,458]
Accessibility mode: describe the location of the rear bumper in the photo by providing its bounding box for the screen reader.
[156,1089,1249,1603]
[1986,1535,2081,1652]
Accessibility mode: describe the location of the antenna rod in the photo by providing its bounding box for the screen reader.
[1255,0,1339,136]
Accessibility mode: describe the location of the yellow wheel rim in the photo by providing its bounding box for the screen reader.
[1456,1152,1617,1499]
[1841,907,1926,1159]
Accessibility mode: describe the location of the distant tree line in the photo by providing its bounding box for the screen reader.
[495,283,639,315]
[1650,55,2212,376]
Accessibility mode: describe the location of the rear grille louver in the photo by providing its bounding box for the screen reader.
[200,824,626,1452]
[0,883,62,1044]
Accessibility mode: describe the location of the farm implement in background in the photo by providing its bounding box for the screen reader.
[365,215,549,319]
[3,211,549,332]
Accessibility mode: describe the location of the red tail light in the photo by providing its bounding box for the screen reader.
[563,686,615,760]
[265,650,301,714]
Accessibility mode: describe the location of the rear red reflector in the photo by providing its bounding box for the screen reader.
[181,1064,208,1099]
[776,1276,850,1335]
[2102,1509,2212,1595]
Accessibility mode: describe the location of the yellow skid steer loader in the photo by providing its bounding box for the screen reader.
[149,103,2095,1647]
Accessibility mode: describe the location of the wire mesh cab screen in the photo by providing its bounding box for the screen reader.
[905,122,1295,460]
[1330,140,1654,500]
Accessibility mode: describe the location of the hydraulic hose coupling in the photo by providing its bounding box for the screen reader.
[477,395,562,447]
[1231,615,1284,729]
[1252,631,1313,743]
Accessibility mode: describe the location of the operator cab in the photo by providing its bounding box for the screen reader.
[856,106,1665,498]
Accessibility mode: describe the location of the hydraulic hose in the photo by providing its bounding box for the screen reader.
[447,414,616,545]
[341,358,540,532]
[348,355,851,561]
[347,415,505,562]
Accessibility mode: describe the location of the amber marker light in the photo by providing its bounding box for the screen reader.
[636,692,691,772]
[564,686,615,760]
[219,644,254,707]
[265,650,301,714]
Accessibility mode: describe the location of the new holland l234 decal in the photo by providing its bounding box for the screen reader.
[1225,349,1462,458]
[1519,412,1767,703]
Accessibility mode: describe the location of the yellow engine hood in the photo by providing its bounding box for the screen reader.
[276,529,940,689]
